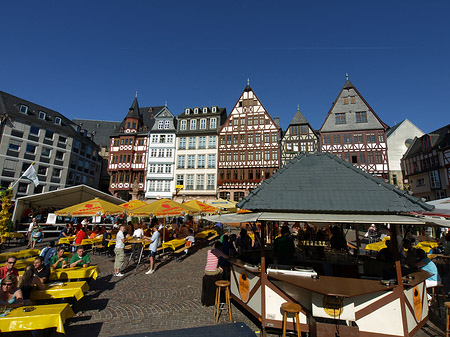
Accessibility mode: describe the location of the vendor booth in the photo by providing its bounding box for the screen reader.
[222,153,436,337]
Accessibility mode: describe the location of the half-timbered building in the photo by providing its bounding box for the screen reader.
[108,97,162,200]
[218,84,281,202]
[319,77,389,178]
[281,106,319,166]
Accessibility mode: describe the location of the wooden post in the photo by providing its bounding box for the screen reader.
[355,223,360,257]
[260,220,267,337]
[390,225,403,286]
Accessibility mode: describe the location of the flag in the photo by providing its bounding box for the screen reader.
[22,164,39,186]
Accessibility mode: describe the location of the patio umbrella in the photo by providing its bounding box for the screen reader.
[184,200,219,214]
[54,198,127,216]
[206,198,237,213]
[132,198,198,216]
[119,200,147,211]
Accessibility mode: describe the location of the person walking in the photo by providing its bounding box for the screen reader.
[114,224,130,277]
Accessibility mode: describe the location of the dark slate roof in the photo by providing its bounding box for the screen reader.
[113,105,164,136]
[343,79,355,89]
[127,97,141,120]
[72,119,121,147]
[403,124,450,159]
[237,152,433,214]
[289,107,309,125]
[386,120,405,138]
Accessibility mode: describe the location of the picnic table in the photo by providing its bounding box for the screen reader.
[1,232,25,246]
[414,241,439,253]
[0,249,40,262]
[0,303,74,334]
[162,239,186,251]
[364,236,390,252]
[0,252,73,270]
[195,229,217,239]
[50,265,100,281]
[30,281,89,302]
[57,236,76,245]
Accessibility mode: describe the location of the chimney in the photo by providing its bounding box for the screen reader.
[274,116,280,127]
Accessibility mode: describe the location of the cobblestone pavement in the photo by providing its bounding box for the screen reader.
[2,239,449,336]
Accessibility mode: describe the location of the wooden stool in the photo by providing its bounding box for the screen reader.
[430,284,446,312]
[445,302,450,337]
[214,280,232,323]
[281,302,302,337]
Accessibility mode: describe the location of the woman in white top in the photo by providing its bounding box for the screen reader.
[131,224,144,259]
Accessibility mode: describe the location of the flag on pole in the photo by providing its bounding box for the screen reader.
[22,164,39,186]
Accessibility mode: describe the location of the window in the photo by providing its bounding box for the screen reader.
[248,134,253,144]
[52,168,62,178]
[194,108,199,114]
[158,121,164,129]
[164,120,170,129]
[38,111,46,120]
[158,149,164,157]
[323,135,331,145]
[189,137,196,149]
[212,107,217,113]
[350,96,356,104]
[177,155,185,169]
[186,174,194,190]
[54,117,61,125]
[151,149,157,157]
[176,174,184,186]
[190,119,197,130]
[356,112,367,123]
[240,151,245,161]
[157,164,164,173]
[197,155,205,168]
[255,151,261,161]
[333,135,340,144]
[185,108,190,115]
[226,135,231,145]
[255,134,260,143]
[26,143,36,154]
[38,166,47,175]
[429,170,441,189]
[335,113,346,125]
[151,135,158,143]
[378,132,384,143]
[272,133,277,142]
[203,107,208,113]
[343,97,349,105]
[208,154,216,168]
[196,174,204,190]
[20,105,28,114]
[367,153,374,164]
[4,159,16,172]
[160,135,166,143]
[167,135,174,143]
[300,126,308,134]
[344,153,350,162]
[180,120,187,130]
[233,135,238,145]
[207,174,215,190]
[18,183,28,194]
[41,147,51,157]
[366,133,376,143]
[248,151,253,161]
[210,118,217,129]
[272,150,278,160]
[45,130,54,140]
[187,155,195,168]
[264,150,270,160]
[264,133,270,143]
[226,152,231,161]
[30,125,40,136]
[233,118,239,126]
[179,137,186,149]
[353,134,363,143]
[8,140,20,151]
[200,119,207,129]
[359,153,366,164]
[208,136,216,148]
[343,134,351,144]
[165,164,171,173]
[248,118,253,126]
[234,152,238,161]
[375,152,383,163]
[167,149,172,157]
[198,136,206,149]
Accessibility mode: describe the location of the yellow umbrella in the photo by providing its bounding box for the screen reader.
[119,200,147,210]
[132,198,198,217]
[206,198,237,212]
[184,200,219,214]
[55,198,127,216]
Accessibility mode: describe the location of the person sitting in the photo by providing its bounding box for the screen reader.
[33,256,50,284]
[70,246,91,268]
[416,248,441,303]
[185,228,195,254]
[58,223,70,240]
[330,226,347,251]
[40,241,57,267]
[18,264,45,302]
[236,228,252,256]
[377,239,395,263]
[0,275,24,308]
[0,256,19,281]
[274,225,296,266]
[205,241,229,276]
[403,239,419,268]
[49,247,69,269]
[89,225,101,239]
[73,226,86,252]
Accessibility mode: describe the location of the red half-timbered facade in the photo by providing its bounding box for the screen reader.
[218,85,281,202]
[108,97,157,200]
[319,78,389,178]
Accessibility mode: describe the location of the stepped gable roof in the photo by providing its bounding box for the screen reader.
[72,119,121,147]
[237,152,433,214]
[289,106,309,125]
[403,124,450,160]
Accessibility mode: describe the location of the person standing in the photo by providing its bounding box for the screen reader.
[29,222,42,249]
[114,224,130,277]
[145,225,160,275]
[26,218,36,248]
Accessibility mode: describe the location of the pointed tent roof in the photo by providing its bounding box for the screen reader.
[127,96,141,120]
[237,152,433,214]
[289,106,309,125]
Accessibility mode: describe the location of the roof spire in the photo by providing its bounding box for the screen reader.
[165,100,167,107]
[135,91,138,98]
[297,104,300,111]
[247,78,250,86]
[346,73,349,81]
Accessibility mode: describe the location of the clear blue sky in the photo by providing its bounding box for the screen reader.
[1,1,449,133]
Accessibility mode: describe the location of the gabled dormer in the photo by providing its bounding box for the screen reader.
[151,106,175,131]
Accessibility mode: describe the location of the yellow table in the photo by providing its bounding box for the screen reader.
[57,236,76,245]
[0,249,40,262]
[30,281,89,302]
[50,265,100,281]
[1,232,24,239]
[0,303,74,334]
[365,236,390,252]
[162,239,186,251]
[415,241,439,253]
[195,229,217,239]
[0,256,36,270]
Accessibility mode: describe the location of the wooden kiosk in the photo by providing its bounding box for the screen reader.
[227,153,436,337]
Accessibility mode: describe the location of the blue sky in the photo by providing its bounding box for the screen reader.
[1,1,449,132]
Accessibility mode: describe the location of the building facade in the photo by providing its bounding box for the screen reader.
[402,124,450,201]
[319,78,389,178]
[173,106,227,203]
[108,97,163,200]
[218,85,281,202]
[0,91,101,199]
[145,107,177,200]
[281,106,319,166]
[386,119,423,189]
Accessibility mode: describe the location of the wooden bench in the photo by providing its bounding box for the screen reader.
[92,243,105,255]
[207,234,219,244]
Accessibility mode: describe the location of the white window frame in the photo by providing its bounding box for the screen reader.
[54,117,61,125]
[185,108,190,115]
[200,118,207,129]
[20,105,28,114]
[164,120,170,129]
[38,111,46,120]
[202,107,208,113]
[210,118,217,129]
[190,119,197,130]
[180,120,187,130]
[194,108,199,114]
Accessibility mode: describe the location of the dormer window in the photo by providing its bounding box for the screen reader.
[54,117,61,125]
[185,108,190,115]
[164,120,170,129]
[38,111,46,120]
[212,106,217,113]
[203,107,208,114]
[20,105,28,114]
[194,108,199,114]
[158,121,164,129]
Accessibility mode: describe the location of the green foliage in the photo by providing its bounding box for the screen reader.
[0,188,13,234]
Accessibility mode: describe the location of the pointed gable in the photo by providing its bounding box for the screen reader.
[151,106,176,131]
[289,106,309,125]
[127,96,141,120]
[320,79,388,133]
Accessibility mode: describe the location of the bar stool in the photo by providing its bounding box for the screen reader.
[430,284,446,312]
[445,302,450,337]
[281,302,302,337]
[214,280,232,323]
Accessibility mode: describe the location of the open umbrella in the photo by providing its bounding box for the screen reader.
[206,198,237,213]
[184,200,219,214]
[55,198,127,216]
[119,200,147,211]
[132,198,198,216]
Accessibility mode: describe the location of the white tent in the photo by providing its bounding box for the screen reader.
[425,197,450,217]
